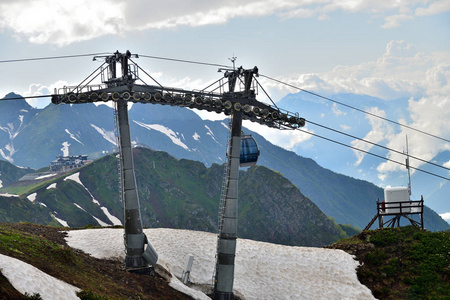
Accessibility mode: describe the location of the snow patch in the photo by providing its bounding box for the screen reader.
[64,172,101,205]
[101,207,122,226]
[27,193,37,202]
[204,125,221,145]
[65,129,84,145]
[64,172,82,184]
[90,124,117,145]
[0,254,81,300]
[73,203,86,211]
[46,183,57,189]
[134,121,190,151]
[93,216,110,227]
[0,193,19,197]
[53,214,69,227]
[220,122,229,130]
[193,132,200,141]
[0,179,2,188]
[36,173,57,180]
[61,141,70,156]
[39,202,47,207]
[66,228,375,300]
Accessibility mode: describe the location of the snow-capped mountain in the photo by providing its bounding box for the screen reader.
[0,93,448,230]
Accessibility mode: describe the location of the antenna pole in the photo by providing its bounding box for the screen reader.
[406,135,412,196]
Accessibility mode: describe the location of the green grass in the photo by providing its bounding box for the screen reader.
[332,226,450,299]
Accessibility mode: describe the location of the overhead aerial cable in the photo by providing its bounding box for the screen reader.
[138,54,232,69]
[260,74,450,143]
[296,128,449,181]
[306,119,450,172]
[0,52,111,64]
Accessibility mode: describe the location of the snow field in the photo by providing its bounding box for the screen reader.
[66,228,375,300]
[0,254,80,300]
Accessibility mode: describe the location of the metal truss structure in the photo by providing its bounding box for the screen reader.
[51,50,306,299]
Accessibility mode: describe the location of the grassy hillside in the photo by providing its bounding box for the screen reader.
[0,222,191,299]
[0,147,345,247]
[328,226,450,299]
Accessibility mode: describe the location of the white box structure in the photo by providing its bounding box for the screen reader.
[384,187,410,214]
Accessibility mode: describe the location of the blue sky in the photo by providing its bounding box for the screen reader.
[1,0,449,216]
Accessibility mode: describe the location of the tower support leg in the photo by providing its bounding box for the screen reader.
[213,111,242,300]
[116,98,158,271]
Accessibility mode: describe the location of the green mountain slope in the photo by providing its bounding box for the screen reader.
[328,226,450,299]
[0,160,32,188]
[0,147,345,247]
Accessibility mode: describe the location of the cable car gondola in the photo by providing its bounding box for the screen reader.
[240,134,260,167]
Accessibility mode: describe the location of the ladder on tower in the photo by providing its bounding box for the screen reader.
[113,103,127,252]
[212,117,232,286]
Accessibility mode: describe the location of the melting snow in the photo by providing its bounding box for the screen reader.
[65,129,84,145]
[64,172,100,205]
[93,216,110,227]
[46,183,57,190]
[67,228,375,300]
[27,193,37,202]
[64,172,82,184]
[204,125,221,145]
[193,132,200,141]
[53,214,69,227]
[73,203,86,211]
[221,122,229,130]
[134,121,190,151]
[36,173,57,180]
[101,207,122,226]
[64,173,122,226]
[0,193,19,197]
[90,124,116,145]
[0,254,80,299]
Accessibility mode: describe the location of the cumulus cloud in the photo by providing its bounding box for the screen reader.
[376,95,450,175]
[351,107,394,166]
[243,120,313,150]
[22,81,68,108]
[266,39,450,179]
[1,0,447,46]
[440,212,450,223]
[271,40,450,101]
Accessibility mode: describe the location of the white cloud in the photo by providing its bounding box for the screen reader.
[444,160,450,169]
[23,81,69,108]
[243,120,313,150]
[340,124,351,131]
[377,95,450,174]
[416,0,450,16]
[351,107,394,166]
[264,39,449,179]
[332,103,346,116]
[1,1,448,46]
[381,14,414,29]
[440,212,450,223]
[270,40,450,101]
[0,1,125,46]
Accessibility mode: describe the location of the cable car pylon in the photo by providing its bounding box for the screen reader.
[51,51,306,291]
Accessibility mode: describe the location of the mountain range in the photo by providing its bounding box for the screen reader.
[277,92,450,216]
[0,147,345,247]
[0,92,448,231]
